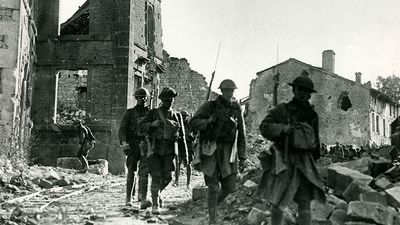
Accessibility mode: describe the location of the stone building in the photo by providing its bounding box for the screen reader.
[161,51,210,115]
[248,50,400,147]
[30,0,165,174]
[0,0,37,159]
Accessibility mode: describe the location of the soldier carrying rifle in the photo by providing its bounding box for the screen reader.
[190,79,247,225]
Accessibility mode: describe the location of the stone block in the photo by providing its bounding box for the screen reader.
[359,191,388,205]
[57,157,81,170]
[368,159,393,178]
[336,158,370,175]
[385,186,400,208]
[342,181,374,202]
[192,185,208,201]
[327,165,373,197]
[347,201,396,225]
[247,207,269,225]
[312,220,332,225]
[329,209,348,225]
[88,159,108,176]
[39,178,54,189]
[326,194,348,210]
[311,200,335,220]
[377,146,398,161]
[373,175,393,190]
[54,178,70,187]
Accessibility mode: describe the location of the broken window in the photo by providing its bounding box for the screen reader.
[55,70,88,124]
[337,91,352,111]
[145,2,155,50]
[59,0,89,35]
[383,119,386,137]
[372,112,375,132]
[376,115,380,134]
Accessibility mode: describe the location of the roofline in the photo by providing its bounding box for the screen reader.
[256,58,400,105]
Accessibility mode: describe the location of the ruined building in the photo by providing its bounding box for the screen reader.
[0,0,36,160]
[30,0,165,174]
[0,0,211,174]
[248,50,400,147]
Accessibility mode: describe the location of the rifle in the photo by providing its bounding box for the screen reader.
[205,41,222,101]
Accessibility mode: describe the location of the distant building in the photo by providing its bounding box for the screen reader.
[248,50,399,146]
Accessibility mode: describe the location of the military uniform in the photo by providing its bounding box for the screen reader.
[118,87,150,207]
[258,73,325,225]
[190,79,247,224]
[139,86,187,214]
[76,121,96,173]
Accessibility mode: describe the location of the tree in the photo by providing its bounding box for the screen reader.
[376,75,400,101]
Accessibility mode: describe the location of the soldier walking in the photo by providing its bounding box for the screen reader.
[75,120,96,173]
[139,86,187,214]
[118,87,151,208]
[258,71,326,225]
[190,79,247,225]
[174,110,195,189]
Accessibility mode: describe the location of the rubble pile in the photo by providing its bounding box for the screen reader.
[236,144,400,225]
[0,164,113,225]
[56,109,86,124]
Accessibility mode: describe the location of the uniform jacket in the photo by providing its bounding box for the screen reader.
[258,98,325,209]
[139,106,187,157]
[118,105,149,145]
[190,96,247,178]
[78,125,95,145]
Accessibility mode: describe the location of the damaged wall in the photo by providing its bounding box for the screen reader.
[0,0,36,160]
[161,51,209,114]
[248,59,371,147]
[31,0,164,174]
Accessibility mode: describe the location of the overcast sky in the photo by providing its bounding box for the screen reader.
[60,0,400,99]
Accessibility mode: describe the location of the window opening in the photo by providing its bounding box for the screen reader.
[338,91,352,111]
[55,70,88,124]
[59,0,89,35]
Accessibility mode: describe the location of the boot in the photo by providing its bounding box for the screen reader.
[208,206,218,225]
[152,205,160,215]
[140,200,152,209]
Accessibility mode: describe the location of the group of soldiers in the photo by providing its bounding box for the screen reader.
[117,79,246,223]
[76,70,328,225]
[320,142,368,162]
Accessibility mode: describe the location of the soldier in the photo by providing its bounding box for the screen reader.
[190,79,247,224]
[174,110,195,189]
[258,72,325,225]
[118,87,151,208]
[139,86,187,214]
[330,141,345,162]
[75,120,96,173]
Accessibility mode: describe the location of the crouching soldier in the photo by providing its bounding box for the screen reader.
[118,87,151,208]
[75,120,96,173]
[190,79,247,224]
[139,86,187,214]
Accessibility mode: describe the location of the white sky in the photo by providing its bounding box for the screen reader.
[60,0,400,99]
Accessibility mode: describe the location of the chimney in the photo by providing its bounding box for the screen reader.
[355,72,362,83]
[322,50,335,73]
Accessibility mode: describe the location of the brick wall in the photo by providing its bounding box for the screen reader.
[161,51,209,114]
[248,59,371,147]
[0,0,37,161]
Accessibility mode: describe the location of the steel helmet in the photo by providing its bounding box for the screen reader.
[134,87,149,97]
[218,79,237,89]
[158,86,178,99]
[288,71,316,93]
